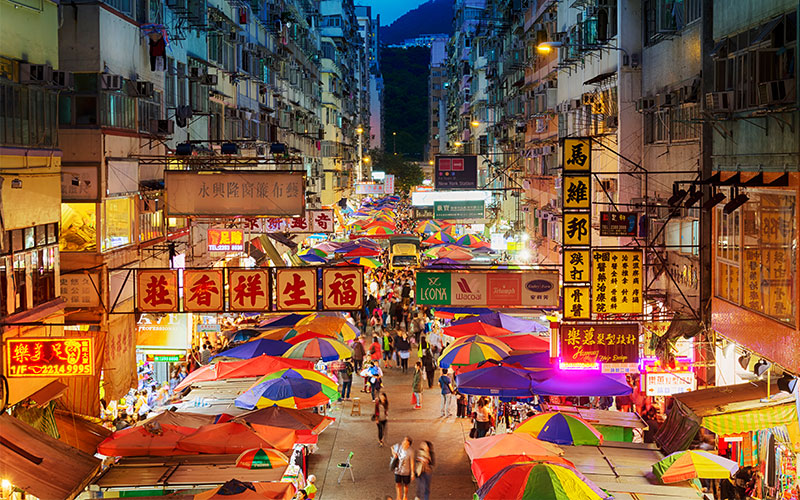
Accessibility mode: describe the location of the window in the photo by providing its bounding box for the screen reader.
[644,0,700,45]
[666,219,699,255]
[0,83,58,147]
[140,210,164,242]
[61,203,97,252]
[103,197,134,251]
[644,103,699,144]
[138,91,162,133]
[716,189,796,324]
[165,58,176,108]
[177,63,187,107]
[31,246,57,306]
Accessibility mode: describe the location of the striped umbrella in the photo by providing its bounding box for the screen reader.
[457,234,485,247]
[363,219,396,229]
[514,412,604,446]
[347,257,382,268]
[298,252,326,264]
[652,450,739,483]
[415,220,442,233]
[438,247,473,261]
[235,448,290,470]
[422,234,445,245]
[302,248,328,258]
[282,337,352,361]
[451,335,511,351]
[284,330,334,345]
[432,230,456,243]
[344,247,381,257]
[235,368,340,410]
[438,340,509,368]
[366,226,395,236]
[475,461,613,500]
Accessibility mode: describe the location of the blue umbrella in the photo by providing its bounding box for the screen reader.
[212,339,292,360]
[504,351,553,370]
[455,360,537,397]
[530,370,633,397]
[299,253,326,263]
[259,313,309,328]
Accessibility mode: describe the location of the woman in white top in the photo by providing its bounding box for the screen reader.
[474,397,493,438]
[391,436,415,500]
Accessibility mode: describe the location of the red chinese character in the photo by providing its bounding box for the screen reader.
[188,274,219,307]
[327,272,358,306]
[266,218,284,231]
[314,212,331,230]
[233,273,265,307]
[241,217,259,230]
[143,275,173,307]
[13,344,31,364]
[289,217,308,230]
[283,273,311,306]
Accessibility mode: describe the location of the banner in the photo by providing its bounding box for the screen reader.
[645,370,696,396]
[321,268,364,311]
[275,268,318,311]
[599,212,638,237]
[560,323,639,366]
[184,270,224,312]
[591,250,643,314]
[563,249,590,284]
[137,270,179,312]
[384,174,395,194]
[228,270,271,311]
[355,182,384,194]
[242,209,335,234]
[434,200,485,219]
[563,213,591,246]
[562,138,592,173]
[434,155,478,190]
[416,271,559,308]
[563,286,591,319]
[563,176,591,210]
[165,170,305,217]
[5,337,95,377]
[208,228,244,252]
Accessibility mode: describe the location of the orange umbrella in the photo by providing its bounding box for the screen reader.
[256,327,297,341]
[464,432,563,461]
[97,424,197,457]
[235,406,334,434]
[285,330,335,345]
[177,422,298,453]
[437,247,473,261]
[175,355,312,391]
[193,479,296,500]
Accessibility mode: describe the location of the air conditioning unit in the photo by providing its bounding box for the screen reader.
[20,63,53,84]
[200,74,218,86]
[100,73,124,91]
[705,91,734,112]
[136,81,155,98]
[246,42,259,52]
[237,34,247,45]
[569,98,581,110]
[51,70,74,89]
[188,67,203,80]
[605,116,619,129]
[758,79,795,105]
[150,119,174,136]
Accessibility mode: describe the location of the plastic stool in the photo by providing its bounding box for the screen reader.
[350,397,361,416]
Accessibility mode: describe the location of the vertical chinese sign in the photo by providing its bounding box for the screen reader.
[183,270,224,312]
[561,137,592,320]
[228,270,271,312]
[276,268,318,311]
[137,270,179,312]
[321,267,364,311]
[559,323,639,368]
[591,250,643,314]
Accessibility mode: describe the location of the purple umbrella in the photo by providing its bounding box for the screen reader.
[530,369,632,397]
[425,258,465,268]
[313,241,342,253]
[503,351,553,370]
[452,312,548,333]
[211,339,292,360]
[455,360,537,397]
[471,246,495,254]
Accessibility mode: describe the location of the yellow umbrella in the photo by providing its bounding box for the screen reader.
[255,327,297,341]
[295,316,358,341]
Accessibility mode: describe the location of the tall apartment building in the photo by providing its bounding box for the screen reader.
[356,6,384,154]
[426,36,448,161]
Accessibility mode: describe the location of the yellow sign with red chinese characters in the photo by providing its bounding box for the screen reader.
[276,268,318,311]
[228,270,271,311]
[321,267,364,311]
[6,337,94,377]
[137,270,179,312]
[564,286,591,319]
[184,270,224,312]
[591,250,643,314]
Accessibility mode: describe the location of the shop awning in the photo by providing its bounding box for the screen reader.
[0,414,101,500]
[702,403,797,435]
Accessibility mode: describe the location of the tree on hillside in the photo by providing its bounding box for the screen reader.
[370,150,424,194]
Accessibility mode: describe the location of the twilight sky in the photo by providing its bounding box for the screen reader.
[358,0,429,25]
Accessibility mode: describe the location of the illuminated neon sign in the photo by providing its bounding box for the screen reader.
[5,338,95,377]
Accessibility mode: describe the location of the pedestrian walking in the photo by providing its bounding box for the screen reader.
[370,336,383,364]
[391,436,414,500]
[382,331,394,368]
[396,333,411,373]
[374,392,389,446]
[438,369,454,417]
[456,391,468,418]
[352,337,365,372]
[338,358,354,400]
[474,397,493,438]
[422,349,436,389]
[412,361,423,409]
[415,441,435,500]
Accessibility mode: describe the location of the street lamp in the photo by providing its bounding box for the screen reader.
[392,131,397,155]
[536,41,629,60]
[453,141,463,148]
[470,120,480,128]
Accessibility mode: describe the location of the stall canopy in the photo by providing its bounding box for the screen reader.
[452,312,549,333]
[0,414,101,500]
[530,370,633,397]
[656,380,799,454]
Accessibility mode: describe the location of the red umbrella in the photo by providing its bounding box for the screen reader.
[98,423,197,457]
[177,422,298,453]
[175,355,312,392]
[443,322,513,338]
[471,455,575,487]
[344,247,381,257]
[235,406,335,434]
[422,234,444,245]
[285,330,335,345]
[496,334,550,352]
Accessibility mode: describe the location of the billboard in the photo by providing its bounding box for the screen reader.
[559,323,639,366]
[591,250,643,314]
[208,228,244,252]
[242,209,335,234]
[355,182,384,194]
[411,190,491,207]
[416,270,559,308]
[165,170,305,217]
[275,268,318,311]
[384,174,395,194]
[5,337,95,377]
[599,212,638,237]
[434,200,485,219]
[434,155,478,190]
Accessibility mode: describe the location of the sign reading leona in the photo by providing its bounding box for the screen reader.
[6,337,95,377]
[416,271,559,308]
[165,171,305,217]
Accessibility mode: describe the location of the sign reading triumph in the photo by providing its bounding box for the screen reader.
[415,270,559,308]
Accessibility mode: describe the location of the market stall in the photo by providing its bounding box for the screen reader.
[544,405,648,443]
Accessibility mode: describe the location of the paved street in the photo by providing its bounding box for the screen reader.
[309,354,477,500]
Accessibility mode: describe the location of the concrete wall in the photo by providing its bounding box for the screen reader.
[0,0,60,67]
[713,0,796,36]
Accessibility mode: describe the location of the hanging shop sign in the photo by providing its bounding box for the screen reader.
[412,206,434,219]
[196,324,221,333]
[275,268,318,311]
[433,200,485,220]
[415,270,559,308]
[645,370,696,396]
[137,313,191,350]
[563,213,591,246]
[59,273,101,308]
[599,212,638,237]
[321,268,364,311]
[183,270,224,312]
[5,337,95,377]
[563,286,591,319]
[165,170,305,217]
[560,323,639,367]
[563,176,591,210]
[434,155,478,190]
[591,250,643,314]
[137,269,179,313]
[563,250,590,284]
[208,228,245,252]
[228,270,271,312]
[241,209,335,234]
[355,182,385,195]
[384,174,395,194]
[562,138,592,173]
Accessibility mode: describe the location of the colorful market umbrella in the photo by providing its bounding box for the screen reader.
[474,461,613,500]
[452,334,511,351]
[422,234,445,245]
[514,412,604,446]
[235,447,290,469]
[97,424,197,457]
[366,226,395,236]
[363,219,396,230]
[472,455,576,488]
[235,406,334,434]
[193,479,296,500]
[415,220,442,233]
[177,422,297,453]
[312,241,342,253]
[455,360,537,398]
[211,339,292,360]
[432,230,456,243]
[503,351,553,370]
[453,312,550,333]
[530,370,633,397]
[464,433,563,461]
[347,256,382,268]
[175,355,312,392]
[652,450,739,484]
[344,246,381,257]
[258,313,309,328]
[282,337,352,361]
[496,334,550,352]
[443,322,514,338]
[438,340,509,368]
[437,247,473,261]
[235,369,340,410]
[295,316,359,341]
[284,330,334,345]
[456,234,485,247]
[298,252,327,263]
[301,248,328,258]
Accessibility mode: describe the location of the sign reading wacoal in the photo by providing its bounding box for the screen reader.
[415,271,559,308]
[165,171,305,217]
[433,200,485,220]
[560,323,639,366]
[6,337,95,377]
[434,155,478,190]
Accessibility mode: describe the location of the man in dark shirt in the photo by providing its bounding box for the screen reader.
[438,369,454,417]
